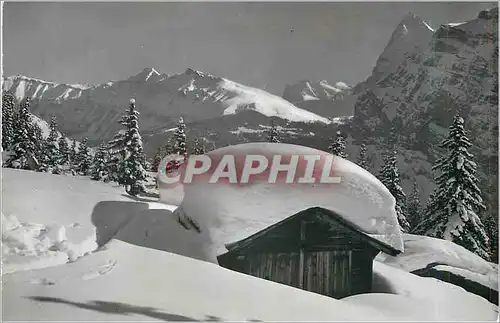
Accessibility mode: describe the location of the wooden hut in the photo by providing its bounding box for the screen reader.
[217,206,401,299]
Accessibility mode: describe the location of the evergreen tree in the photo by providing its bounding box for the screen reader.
[70,140,78,163]
[90,143,109,181]
[151,146,165,173]
[76,137,92,176]
[484,216,498,263]
[378,151,410,232]
[407,181,422,232]
[6,98,38,169]
[30,122,45,169]
[266,120,281,143]
[328,131,347,158]
[414,115,490,260]
[58,137,71,167]
[356,143,370,170]
[106,128,126,183]
[40,117,61,173]
[107,99,147,195]
[192,137,206,155]
[172,117,187,157]
[2,91,16,150]
[120,99,147,196]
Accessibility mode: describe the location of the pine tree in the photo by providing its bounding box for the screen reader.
[58,137,71,167]
[30,122,45,169]
[484,216,498,263]
[266,120,281,143]
[76,137,92,176]
[192,137,206,155]
[414,115,490,260]
[407,181,422,232]
[356,143,370,170]
[107,99,147,195]
[152,145,166,173]
[173,117,187,157]
[90,143,109,181]
[6,98,38,169]
[328,131,348,159]
[120,99,147,196]
[40,117,61,173]
[2,91,16,150]
[378,151,410,232]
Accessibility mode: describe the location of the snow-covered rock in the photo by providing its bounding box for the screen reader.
[375,234,498,303]
[376,234,498,276]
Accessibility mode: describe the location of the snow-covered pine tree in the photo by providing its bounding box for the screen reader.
[151,146,166,173]
[328,131,347,159]
[30,122,45,169]
[58,137,71,167]
[407,181,422,232]
[6,98,38,170]
[356,143,370,170]
[173,117,187,157]
[106,127,126,183]
[90,143,110,181]
[2,91,16,150]
[40,117,61,173]
[484,215,498,263]
[76,137,92,176]
[70,140,78,163]
[378,151,410,233]
[120,99,147,196]
[192,137,206,155]
[266,120,281,143]
[414,115,490,260]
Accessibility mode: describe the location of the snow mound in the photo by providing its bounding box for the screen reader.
[176,143,403,255]
[2,213,97,274]
[370,261,498,321]
[1,169,131,274]
[376,234,497,276]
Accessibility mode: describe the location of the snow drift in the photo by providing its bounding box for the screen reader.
[2,167,498,321]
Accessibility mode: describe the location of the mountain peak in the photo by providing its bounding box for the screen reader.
[128,68,161,82]
[398,12,434,32]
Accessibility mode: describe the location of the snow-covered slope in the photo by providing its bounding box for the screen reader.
[2,68,330,145]
[2,169,497,321]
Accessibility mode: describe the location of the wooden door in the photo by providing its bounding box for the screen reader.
[303,250,351,298]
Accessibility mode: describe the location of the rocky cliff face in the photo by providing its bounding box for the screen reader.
[350,7,498,218]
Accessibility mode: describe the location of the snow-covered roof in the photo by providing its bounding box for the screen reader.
[177,143,404,254]
[222,206,401,256]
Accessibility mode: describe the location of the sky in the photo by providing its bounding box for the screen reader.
[3,2,496,95]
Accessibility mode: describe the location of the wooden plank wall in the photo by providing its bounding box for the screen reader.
[247,253,301,288]
[302,250,351,298]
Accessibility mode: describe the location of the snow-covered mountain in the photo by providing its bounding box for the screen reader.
[2,68,330,145]
[283,80,352,103]
[349,7,498,217]
[281,80,356,119]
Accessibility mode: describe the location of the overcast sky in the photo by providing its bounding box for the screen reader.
[3,2,496,95]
